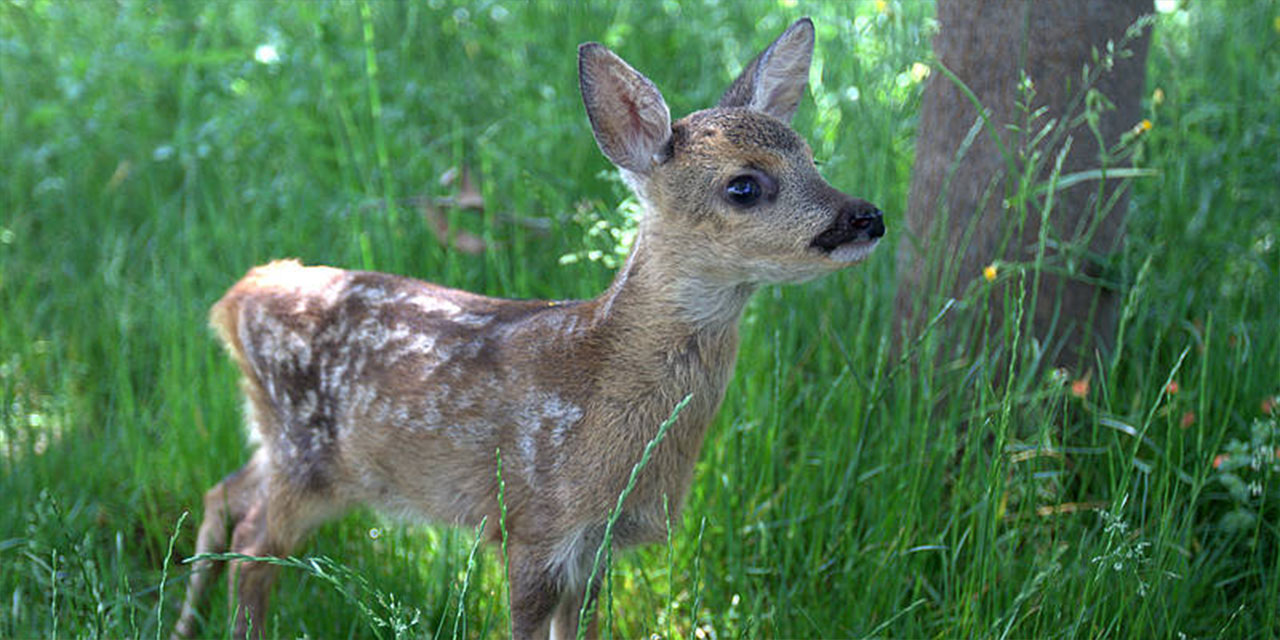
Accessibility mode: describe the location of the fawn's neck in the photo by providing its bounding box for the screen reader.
[596,226,757,336]
[587,224,753,429]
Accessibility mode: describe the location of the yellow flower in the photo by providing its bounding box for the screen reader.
[875,0,889,14]
[1141,118,1153,131]
[909,62,931,83]
[983,263,998,282]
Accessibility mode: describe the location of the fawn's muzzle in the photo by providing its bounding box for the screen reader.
[809,200,885,253]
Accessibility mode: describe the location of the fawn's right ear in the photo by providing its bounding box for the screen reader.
[718,17,815,123]
[579,43,672,175]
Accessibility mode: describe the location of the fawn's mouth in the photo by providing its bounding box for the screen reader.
[810,204,886,262]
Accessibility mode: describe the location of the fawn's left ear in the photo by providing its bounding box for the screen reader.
[579,42,672,175]
[718,17,815,123]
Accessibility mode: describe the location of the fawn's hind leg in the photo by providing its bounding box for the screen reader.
[172,451,268,639]
[226,466,343,640]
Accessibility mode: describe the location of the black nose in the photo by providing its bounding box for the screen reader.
[850,206,886,240]
[810,200,886,252]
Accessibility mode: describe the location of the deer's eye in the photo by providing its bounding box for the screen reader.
[725,175,763,207]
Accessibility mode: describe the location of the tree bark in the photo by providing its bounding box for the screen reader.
[897,0,1153,368]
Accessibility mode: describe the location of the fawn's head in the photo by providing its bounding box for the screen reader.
[579,18,884,287]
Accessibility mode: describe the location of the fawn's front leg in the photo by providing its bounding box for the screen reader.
[550,577,601,640]
[508,542,559,639]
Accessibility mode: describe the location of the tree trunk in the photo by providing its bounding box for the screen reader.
[897,0,1153,368]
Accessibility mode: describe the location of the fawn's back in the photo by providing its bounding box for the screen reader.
[210,258,728,534]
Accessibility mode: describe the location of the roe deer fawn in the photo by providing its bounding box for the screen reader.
[174,17,884,640]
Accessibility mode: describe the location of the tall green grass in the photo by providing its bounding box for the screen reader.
[1,0,1276,637]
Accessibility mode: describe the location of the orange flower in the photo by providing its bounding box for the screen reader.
[1213,454,1227,469]
[1180,411,1195,429]
[1166,381,1180,395]
[1263,396,1276,415]
[1070,377,1089,399]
